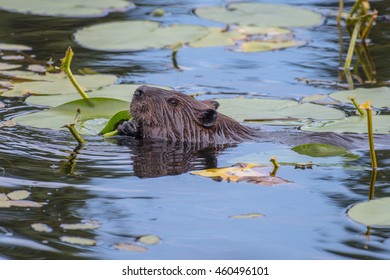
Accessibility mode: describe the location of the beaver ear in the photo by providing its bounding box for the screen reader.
[198,109,218,128]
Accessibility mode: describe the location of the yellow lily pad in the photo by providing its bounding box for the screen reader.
[191,162,290,186]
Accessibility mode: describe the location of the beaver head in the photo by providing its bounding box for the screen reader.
[129,86,254,144]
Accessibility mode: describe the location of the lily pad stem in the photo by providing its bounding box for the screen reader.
[62,123,86,145]
[270,156,279,177]
[360,100,377,170]
[348,96,365,115]
[61,47,89,99]
[344,18,362,71]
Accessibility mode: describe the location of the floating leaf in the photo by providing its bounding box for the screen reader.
[1,55,24,61]
[295,162,314,169]
[114,243,148,252]
[347,197,390,227]
[241,40,302,52]
[2,73,117,97]
[74,21,209,52]
[0,120,17,128]
[330,87,390,109]
[0,43,31,51]
[27,64,47,73]
[195,3,323,28]
[137,235,160,245]
[216,98,345,123]
[301,115,390,134]
[0,193,8,201]
[0,62,21,70]
[7,190,30,200]
[60,221,100,230]
[13,97,129,134]
[230,213,265,219]
[0,201,11,208]
[60,236,96,246]
[99,110,130,135]
[292,143,351,157]
[31,223,53,233]
[191,162,290,186]
[0,0,135,18]
[9,200,42,208]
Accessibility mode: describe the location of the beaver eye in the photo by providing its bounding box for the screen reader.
[167,98,179,107]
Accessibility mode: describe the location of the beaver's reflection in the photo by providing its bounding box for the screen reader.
[117,138,230,178]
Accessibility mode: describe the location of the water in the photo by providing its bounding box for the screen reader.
[1,0,390,260]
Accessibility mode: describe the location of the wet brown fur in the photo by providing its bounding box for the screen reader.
[130,86,255,144]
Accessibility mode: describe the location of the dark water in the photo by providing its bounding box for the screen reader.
[1,0,390,260]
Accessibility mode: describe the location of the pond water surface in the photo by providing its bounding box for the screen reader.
[1,0,390,260]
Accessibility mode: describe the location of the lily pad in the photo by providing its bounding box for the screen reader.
[292,143,351,157]
[0,0,135,18]
[2,73,118,97]
[216,98,345,123]
[114,243,148,252]
[7,190,30,200]
[241,40,302,52]
[60,222,100,230]
[60,236,96,246]
[31,223,53,233]
[230,213,265,219]
[74,21,209,52]
[330,87,390,109]
[0,43,31,51]
[195,3,323,28]
[99,109,130,135]
[301,115,390,134]
[191,162,290,186]
[137,235,161,245]
[13,97,129,134]
[347,197,390,227]
[0,62,21,70]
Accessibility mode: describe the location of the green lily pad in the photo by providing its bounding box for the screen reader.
[348,197,390,227]
[13,97,129,134]
[0,43,31,51]
[195,3,323,28]
[0,0,134,18]
[301,115,390,134]
[241,40,302,52]
[216,98,345,123]
[74,21,209,51]
[292,143,351,157]
[330,87,390,109]
[2,73,118,97]
[99,109,130,135]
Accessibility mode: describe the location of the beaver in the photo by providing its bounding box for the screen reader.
[117,85,256,144]
[117,85,373,149]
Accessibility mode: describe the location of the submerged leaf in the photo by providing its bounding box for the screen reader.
[292,143,351,157]
[348,197,390,227]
